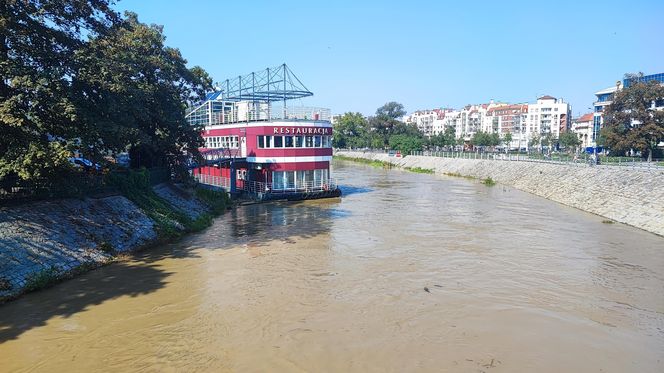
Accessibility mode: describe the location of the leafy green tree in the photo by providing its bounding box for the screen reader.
[502,132,513,148]
[470,131,486,147]
[559,132,581,153]
[376,102,406,119]
[429,126,457,149]
[332,112,368,148]
[74,13,212,171]
[602,74,664,161]
[488,133,501,148]
[528,134,541,152]
[369,102,407,146]
[388,134,423,155]
[542,133,556,151]
[0,0,118,180]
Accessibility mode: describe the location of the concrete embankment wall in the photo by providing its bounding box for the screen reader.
[0,184,212,302]
[336,151,664,237]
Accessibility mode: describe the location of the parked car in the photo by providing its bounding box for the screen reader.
[115,153,130,167]
[69,157,101,172]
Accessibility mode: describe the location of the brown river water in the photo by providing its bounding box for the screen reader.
[1,160,663,372]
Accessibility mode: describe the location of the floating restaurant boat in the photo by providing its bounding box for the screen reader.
[187,64,341,201]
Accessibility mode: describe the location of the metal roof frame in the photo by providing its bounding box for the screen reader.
[216,63,313,103]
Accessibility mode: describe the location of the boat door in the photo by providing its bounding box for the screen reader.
[241,136,247,157]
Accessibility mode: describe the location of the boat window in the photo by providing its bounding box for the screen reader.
[274,136,283,148]
[314,135,322,147]
[295,136,304,147]
[305,136,314,147]
[272,171,285,190]
[285,136,294,148]
[285,171,295,189]
[258,136,264,148]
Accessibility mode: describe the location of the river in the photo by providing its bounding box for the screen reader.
[1,160,663,372]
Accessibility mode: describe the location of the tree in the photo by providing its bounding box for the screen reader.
[0,4,211,181]
[541,133,556,152]
[74,13,211,172]
[368,102,408,146]
[528,134,541,152]
[602,75,664,161]
[388,134,423,155]
[502,132,513,150]
[0,0,119,180]
[332,112,368,148]
[559,132,581,153]
[471,131,499,149]
[375,102,406,119]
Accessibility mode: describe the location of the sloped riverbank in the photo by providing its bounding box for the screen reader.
[0,183,229,302]
[336,151,664,236]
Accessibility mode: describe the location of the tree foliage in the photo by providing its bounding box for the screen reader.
[0,3,212,181]
[332,102,426,154]
[428,126,456,148]
[559,131,581,151]
[388,134,423,155]
[602,76,664,160]
[332,112,369,148]
[74,12,211,169]
[0,0,118,180]
[470,131,500,148]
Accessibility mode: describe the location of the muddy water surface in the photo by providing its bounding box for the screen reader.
[1,160,663,372]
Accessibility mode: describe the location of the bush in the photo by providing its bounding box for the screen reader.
[25,267,60,292]
[481,177,496,186]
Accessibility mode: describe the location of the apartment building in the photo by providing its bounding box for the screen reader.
[402,96,570,149]
[571,113,594,149]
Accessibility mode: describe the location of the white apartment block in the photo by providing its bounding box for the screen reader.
[403,96,570,149]
[404,109,454,137]
[525,96,571,142]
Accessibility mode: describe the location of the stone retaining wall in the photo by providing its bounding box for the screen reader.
[336,151,664,236]
[0,184,212,302]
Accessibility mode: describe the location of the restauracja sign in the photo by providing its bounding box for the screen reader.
[272,127,332,135]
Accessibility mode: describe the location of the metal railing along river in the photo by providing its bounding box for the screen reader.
[405,150,664,171]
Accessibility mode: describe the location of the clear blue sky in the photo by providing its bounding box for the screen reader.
[115,0,663,117]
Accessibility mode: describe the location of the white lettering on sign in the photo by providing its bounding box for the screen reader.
[271,127,331,135]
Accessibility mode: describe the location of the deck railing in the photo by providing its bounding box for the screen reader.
[193,174,338,194]
[193,174,232,189]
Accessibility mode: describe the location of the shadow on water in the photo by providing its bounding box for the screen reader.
[0,198,351,343]
[339,185,372,196]
[195,198,349,248]
[0,259,173,343]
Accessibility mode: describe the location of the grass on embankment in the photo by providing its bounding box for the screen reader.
[403,166,435,174]
[334,155,435,174]
[335,154,498,186]
[334,155,393,168]
[109,169,230,240]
